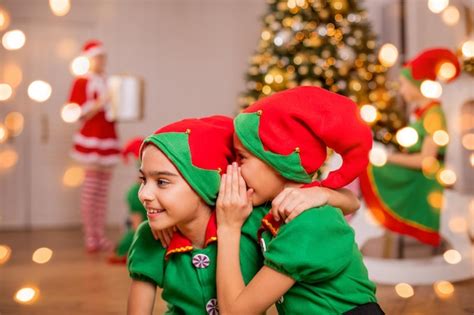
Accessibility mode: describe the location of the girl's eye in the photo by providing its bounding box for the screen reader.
[157,179,169,186]
[139,176,146,184]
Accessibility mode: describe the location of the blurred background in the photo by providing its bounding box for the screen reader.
[0,0,473,314]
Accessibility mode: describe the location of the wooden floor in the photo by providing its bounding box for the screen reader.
[1,227,473,315]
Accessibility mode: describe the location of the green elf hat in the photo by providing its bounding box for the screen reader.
[234,86,372,189]
[140,115,235,206]
[400,48,461,87]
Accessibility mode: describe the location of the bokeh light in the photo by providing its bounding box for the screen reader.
[14,286,40,304]
[434,281,454,299]
[395,283,414,298]
[63,166,85,187]
[0,83,13,101]
[61,103,81,123]
[437,62,456,81]
[443,249,462,264]
[2,30,26,50]
[369,147,388,167]
[70,56,90,76]
[32,247,53,264]
[378,43,399,67]
[433,130,449,146]
[360,104,378,124]
[420,80,443,99]
[49,0,71,16]
[0,244,12,265]
[427,0,449,14]
[28,80,52,103]
[396,127,419,148]
[4,112,25,137]
[441,5,459,26]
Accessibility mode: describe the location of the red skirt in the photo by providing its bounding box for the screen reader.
[71,111,120,166]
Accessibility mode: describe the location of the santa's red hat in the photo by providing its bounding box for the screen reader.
[400,48,461,85]
[122,137,144,164]
[82,40,105,58]
[141,116,235,206]
[234,86,373,189]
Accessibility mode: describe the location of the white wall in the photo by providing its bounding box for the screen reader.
[0,0,266,229]
[0,0,471,229]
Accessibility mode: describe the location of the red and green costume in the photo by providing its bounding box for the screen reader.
[110,138,147,261]
[360,48,460,246]
[235,87,382,314]
[114,182,147,258]
[127,116,268,314]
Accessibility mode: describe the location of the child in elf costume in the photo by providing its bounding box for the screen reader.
[68,40,120,252]
[359,48,460,246]
[216,86,383,314]
[108,138,147,264]
[127,115,359,314]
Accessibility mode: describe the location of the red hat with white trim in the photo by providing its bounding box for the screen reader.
[82,40,105,58]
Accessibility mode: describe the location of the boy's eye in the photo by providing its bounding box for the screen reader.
[139,176,146,184]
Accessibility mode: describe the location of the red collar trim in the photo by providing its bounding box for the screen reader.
[165,212,217,259]
[257,212,282,240]
[414,101,439,119]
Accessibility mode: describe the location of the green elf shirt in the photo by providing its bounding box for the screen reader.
[128,205,267,314]
[115,182,147,257]
[258,205,377,314]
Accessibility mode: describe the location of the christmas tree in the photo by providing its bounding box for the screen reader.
[239,0,405,145]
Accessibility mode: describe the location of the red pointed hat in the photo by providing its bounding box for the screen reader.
[122,137,144,163]
[234,86,373,189]
[82,40,105,58]
[141,115,235,206]
[401,48,461,85]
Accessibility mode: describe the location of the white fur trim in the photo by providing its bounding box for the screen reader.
[71,150,119,166]
[73,133,120,150]
[80,100,96,116]
[83,46,105,58]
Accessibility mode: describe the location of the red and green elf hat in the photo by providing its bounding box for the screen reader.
[122,137,144,164]
[234,86,372,189]
[140,115,234,206]
[400,48,461,86]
